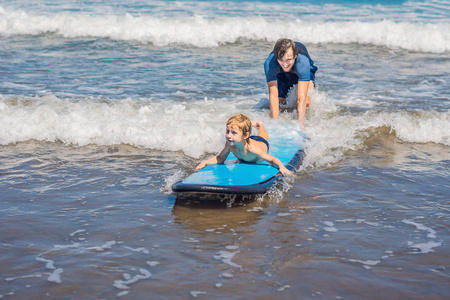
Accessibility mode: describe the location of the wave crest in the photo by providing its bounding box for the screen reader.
[1,7,449,52]
[1,95,448,164]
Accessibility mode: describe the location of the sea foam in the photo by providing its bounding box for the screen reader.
[299,89,450,170]
[1,95,448,169]
[0,6,449,53]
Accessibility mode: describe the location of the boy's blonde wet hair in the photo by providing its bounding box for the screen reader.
[227,114,252,144]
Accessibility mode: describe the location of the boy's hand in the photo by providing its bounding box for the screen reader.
[280,166,294,177]
[195,162,206,171]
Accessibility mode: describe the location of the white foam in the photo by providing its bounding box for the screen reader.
[302,92,450,170]
[214,250,241,268]
[183,238,200,243]
[349,259,381,266]
[278,213,291,217]
[220,272,234,278]
[407,241,442,253]
[69,229,86,237]
[335,98,376,109]
[324,221,334,227]
[349,259,381,269]
[121,176,152,186]
[122,246,150,254]
[1,93,448,173]
[88,240,117,251]
[113,268,152,290]
[402,219,441,253]
[402,219,437,238]
[47,268,64,283]
[36,256,55,269]
[51,243,82,250]
[323,221,338,232]
[0,6,448,53]
[191,291,207,297]
[5,274,42,281]
[337,219,367,224]
[0,95,303,158]
[101,240,117,249]
[161,170,186,194]
[225,245,239,250]
[247,207,264,212]
[277,285,291,292]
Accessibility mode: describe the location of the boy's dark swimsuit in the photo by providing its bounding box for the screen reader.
[250,135,270,152]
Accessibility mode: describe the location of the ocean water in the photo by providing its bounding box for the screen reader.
[0,0,449,298]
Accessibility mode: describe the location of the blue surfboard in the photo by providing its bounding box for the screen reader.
[172,132,305,195]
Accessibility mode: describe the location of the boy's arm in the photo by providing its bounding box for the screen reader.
[252,148,294,176]
[195,143,230,171]
[267,155,294,176]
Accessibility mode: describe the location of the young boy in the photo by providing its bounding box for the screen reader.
[195,114,293,176]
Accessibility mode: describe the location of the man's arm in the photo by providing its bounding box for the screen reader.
[267,80,279,119]
[297,80,310,126]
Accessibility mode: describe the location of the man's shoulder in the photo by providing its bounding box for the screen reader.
[264,53,280,76]
[264,52,276,65]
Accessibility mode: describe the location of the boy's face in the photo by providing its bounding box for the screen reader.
[225,124,247,146]
[277,47,296,72]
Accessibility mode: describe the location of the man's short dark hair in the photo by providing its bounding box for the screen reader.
[273,38,298,60]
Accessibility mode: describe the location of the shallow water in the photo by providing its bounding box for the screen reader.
[1,137,449,299]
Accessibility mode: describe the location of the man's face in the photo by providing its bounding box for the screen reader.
[277,48,296,72]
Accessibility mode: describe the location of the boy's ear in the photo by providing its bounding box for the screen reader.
[244,132,250,139]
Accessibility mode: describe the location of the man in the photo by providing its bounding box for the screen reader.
[264,38,318,125]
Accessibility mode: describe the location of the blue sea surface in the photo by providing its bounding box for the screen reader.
[0,0,449,298]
